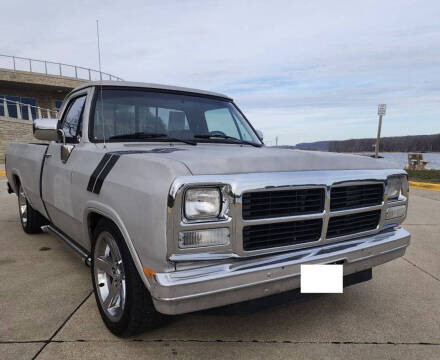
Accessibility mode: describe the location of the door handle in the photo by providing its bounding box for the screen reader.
[44,153,52,158]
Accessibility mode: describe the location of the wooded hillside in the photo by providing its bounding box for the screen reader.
[292,134,440,152]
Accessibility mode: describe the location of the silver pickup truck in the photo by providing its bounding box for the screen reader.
[5,81,410,336]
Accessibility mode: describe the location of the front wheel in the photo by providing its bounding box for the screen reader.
[91,219,166,336]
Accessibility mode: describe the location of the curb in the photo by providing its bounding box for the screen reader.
[409,181,440,192]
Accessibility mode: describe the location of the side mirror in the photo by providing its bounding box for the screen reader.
[33,118,59,141]
[256,129,264,141]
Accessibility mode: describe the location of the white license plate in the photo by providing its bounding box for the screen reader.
[300,264,343,293]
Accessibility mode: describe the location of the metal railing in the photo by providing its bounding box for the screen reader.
[0,97,58,120]
[0,54,123,81]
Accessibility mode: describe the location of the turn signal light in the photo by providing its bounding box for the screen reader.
[385,205,406,220]
[178,228,230,249]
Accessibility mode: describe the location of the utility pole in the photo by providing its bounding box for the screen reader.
[375,104,386,158]
[275,136,279,147]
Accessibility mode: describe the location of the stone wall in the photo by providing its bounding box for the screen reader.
[0,116,39,163]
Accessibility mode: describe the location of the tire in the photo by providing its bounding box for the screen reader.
[17,183,48,234]
[91,219,166,336]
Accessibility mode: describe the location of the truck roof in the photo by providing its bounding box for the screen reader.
[70,80,232,100]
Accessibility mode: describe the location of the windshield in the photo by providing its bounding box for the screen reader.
[91,88,261,145]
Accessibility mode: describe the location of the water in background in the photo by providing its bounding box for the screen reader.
[355,153,440,169]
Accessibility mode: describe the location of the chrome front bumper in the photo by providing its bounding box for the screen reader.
[151,227,410,315]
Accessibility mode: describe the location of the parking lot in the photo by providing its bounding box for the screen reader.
[1,177,439,359]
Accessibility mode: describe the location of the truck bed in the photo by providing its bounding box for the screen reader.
[6,143,49,219]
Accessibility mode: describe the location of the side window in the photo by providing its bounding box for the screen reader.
[61,96,86,142]
[204,108,240,138]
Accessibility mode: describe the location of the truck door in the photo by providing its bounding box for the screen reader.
[41,93,87,242]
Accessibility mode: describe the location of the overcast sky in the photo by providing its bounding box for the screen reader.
[2,0,440,145]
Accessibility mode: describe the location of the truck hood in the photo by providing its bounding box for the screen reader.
[118,144,400,175]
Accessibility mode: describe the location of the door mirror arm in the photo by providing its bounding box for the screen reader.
[56,128,74,163]
[57,129,66,146]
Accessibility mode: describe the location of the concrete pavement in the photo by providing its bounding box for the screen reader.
[1,180,439,359]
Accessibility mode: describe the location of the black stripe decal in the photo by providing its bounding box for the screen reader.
[86,148,184,195]
[87,153,112,192]
[93,154,120,194]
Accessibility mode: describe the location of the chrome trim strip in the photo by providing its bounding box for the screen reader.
[242,211,326,225]
[329,204,383,217]
[321,186,331,242]
[170,252,241,262]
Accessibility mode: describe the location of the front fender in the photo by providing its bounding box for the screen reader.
[83,200,153,290]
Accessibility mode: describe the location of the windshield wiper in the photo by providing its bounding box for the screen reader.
[194,134,262,147]
[109,132,197,145]
[160,136,197,146]
[109,132,167,140]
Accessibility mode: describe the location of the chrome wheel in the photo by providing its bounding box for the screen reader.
[18,185,28,227]
[94,231,126,322]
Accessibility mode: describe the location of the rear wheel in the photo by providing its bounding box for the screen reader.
[91,219,166,336]
[18,183,47,234]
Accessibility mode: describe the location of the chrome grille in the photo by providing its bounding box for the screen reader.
[241,183,384,252]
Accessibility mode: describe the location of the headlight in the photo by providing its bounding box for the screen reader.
[387,176,402,200]
[184,188,221,220]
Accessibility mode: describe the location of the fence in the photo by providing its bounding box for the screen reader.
[0,54,123,81]
[0,97,58,120]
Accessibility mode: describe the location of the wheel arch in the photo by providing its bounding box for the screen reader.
[10,170,29,200]
[9,169,22,194]
[84,201,153,290]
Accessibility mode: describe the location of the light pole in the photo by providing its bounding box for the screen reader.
[375,104,386,158]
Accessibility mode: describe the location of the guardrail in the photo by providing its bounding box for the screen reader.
[0,97,58,120]
[0,54,123,81]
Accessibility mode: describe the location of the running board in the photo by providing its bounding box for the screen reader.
[41,225,92,267]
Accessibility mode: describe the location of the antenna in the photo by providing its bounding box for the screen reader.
[96,19,106,148]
